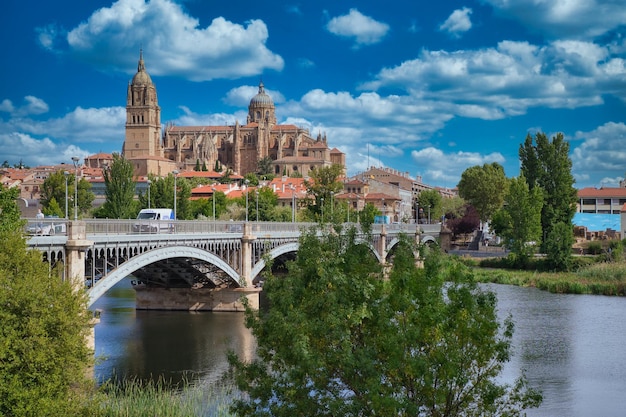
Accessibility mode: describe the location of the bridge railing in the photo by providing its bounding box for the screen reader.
[22,218,434,237]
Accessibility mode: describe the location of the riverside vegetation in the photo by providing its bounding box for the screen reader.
[460,238,626,296]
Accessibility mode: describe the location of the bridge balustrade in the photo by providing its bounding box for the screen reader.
[22,218,434,238]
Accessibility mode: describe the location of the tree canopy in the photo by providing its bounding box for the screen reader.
[417,189,443,223]
[491,175,543,265]
[0,185,96,416]
[519,132,576,268]
[457,162,508,226]
[99,153,137,219]
[303,164,344,220]
[40,170,94,219]
[229,227,542,416]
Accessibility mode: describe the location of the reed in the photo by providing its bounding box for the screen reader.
[93,378,237,417]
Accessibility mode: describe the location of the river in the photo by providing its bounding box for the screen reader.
[94,279,626,416]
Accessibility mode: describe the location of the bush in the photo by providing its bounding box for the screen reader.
[587,241,603,255]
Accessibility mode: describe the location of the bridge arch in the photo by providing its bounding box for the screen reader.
[251,242,299,283]
[87,246,240,308]
[421,234,437,245]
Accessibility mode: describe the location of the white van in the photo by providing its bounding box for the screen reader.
[132,208,174,233]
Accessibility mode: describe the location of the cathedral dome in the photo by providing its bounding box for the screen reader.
[249,82,273,107]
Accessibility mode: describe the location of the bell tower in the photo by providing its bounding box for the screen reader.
[123,50,163,159]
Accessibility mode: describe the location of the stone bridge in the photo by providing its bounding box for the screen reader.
[26,219,442,311]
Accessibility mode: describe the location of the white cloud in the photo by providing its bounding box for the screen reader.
[483,0,626,40]
[224,85,286,107]
[0,132,92,168]
[172,105,243,127]
[0,106,125,145]
[42,0,283,81]
[439,7,473,38]
[411,147,506,186]
[326,9,390,47]
[361,39,625,120]
[0,96,49,117]
[571,122,626,187]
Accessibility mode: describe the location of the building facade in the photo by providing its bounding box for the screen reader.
[123,51,345,178]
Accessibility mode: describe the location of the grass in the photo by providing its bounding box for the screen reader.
[472,261,626,296]
[91,378,239,417]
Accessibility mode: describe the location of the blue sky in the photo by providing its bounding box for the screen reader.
[1,0,625,189]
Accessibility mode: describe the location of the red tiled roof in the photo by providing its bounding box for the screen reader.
[178,170,223,179]
[578,187,626,198]
[86,153,113,159]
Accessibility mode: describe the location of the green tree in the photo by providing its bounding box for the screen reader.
[44,197,64,218]
[0,185,23,233]
[519,132,576,261]
[146,174,192,219]
[491,175,543,265]
[99,153,136,219]
[257,156,274,180]
[358,202,379,233]
[417,189,443,223]
[229,228,542,416]
[41,170,94,219]
[249,187,278,221]
[190,190,227,220]
[304,164,344,221]
[457,162,508,227]
[544,221,575,271]
[0,185,96,416]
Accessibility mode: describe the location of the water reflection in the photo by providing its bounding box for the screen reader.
[94,279,626,416]
[486,283,626,417]
[93,279,255,386]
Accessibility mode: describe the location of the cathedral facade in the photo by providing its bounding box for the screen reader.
[123,52,345,178]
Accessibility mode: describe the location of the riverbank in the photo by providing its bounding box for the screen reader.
[471,261,626,296]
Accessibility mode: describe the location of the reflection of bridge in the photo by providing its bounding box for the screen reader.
[26,219,441,311]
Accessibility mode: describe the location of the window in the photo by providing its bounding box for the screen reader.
[582,199,595,205]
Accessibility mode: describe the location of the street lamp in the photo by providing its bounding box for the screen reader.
[321,197,324,223]
[147,179,151,209]
[330,191,334,219]
[71,156,79,220]
[244,179,249,222]
[290,184,295,223]
[172,170,179,219]
[63,171,69,219]
[212,187,216,221]
[428,205,431,224]
[255,189,259,222]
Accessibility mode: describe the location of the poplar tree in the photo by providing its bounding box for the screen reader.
[101,153,136,219]
[519,132,576,269]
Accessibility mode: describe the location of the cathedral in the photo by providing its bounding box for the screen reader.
[123,51,345,178]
